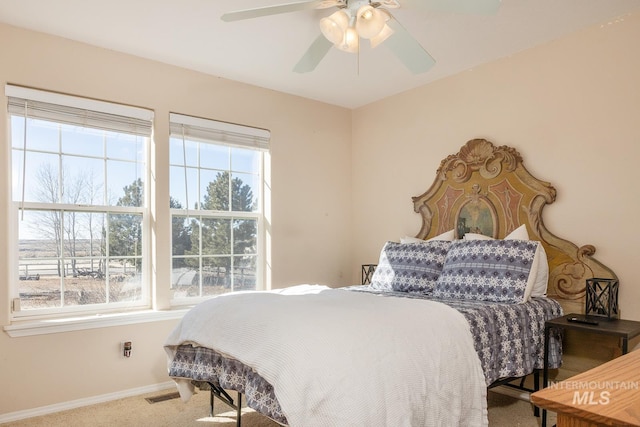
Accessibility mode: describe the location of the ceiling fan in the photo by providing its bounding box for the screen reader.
[221,0,501,74]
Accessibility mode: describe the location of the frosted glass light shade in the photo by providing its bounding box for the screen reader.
[337,27,359,53]
[320,10,349,45]
[370,23,394,48]
[355,5,385,39]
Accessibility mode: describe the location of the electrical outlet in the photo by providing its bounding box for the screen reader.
[123,341,132,358]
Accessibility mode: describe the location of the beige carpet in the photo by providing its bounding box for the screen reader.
[3,389,556,426]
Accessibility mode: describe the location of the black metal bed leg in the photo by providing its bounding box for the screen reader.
[236,392,242,427]
[207,382,243,427]
[209,387,215,418]
[533,369,540,417]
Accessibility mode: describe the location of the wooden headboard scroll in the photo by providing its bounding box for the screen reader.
[411,139,616,314]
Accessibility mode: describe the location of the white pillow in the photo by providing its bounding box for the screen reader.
[505,224,529,240]
[530,243,549,297]
[400,236,423,244]
[428,229,455,241]
[400,229,455,244]
[506,225,548,298]
[463,233,493,240]
[464,223,527,240]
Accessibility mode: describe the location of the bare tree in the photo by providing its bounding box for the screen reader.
[32,163,64,275]
[31,163,103,277]
[83,172,104,272]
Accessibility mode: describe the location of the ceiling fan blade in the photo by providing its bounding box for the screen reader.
[293,34,333,73]
[384,18,435,74]
[401,0,501,15]
[221,0,325,22]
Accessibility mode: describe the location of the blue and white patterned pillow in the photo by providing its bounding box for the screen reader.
[370,240,451,294]
[433,239,538,303]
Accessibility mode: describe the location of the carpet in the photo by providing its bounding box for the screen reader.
[2,388,555,426]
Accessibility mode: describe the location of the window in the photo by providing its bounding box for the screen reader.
[5,87,270,326]
[7,85,153,317]
[169,113,269,304]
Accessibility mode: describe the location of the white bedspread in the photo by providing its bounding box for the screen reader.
[165,285,488,427]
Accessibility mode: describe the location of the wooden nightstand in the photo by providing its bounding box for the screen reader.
[538,313,640,427]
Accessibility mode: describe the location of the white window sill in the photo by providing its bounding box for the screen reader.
[4,309,190,337]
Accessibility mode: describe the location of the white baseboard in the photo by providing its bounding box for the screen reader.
[0,381,176,423]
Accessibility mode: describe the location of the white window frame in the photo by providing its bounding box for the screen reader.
[168,113,270,307]
[6,85,154,322]
[3,89,271,337]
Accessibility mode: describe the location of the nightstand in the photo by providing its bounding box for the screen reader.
[540,313,640,427]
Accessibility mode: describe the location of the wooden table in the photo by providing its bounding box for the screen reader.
[539,314,640,427]
[531,349,640,426]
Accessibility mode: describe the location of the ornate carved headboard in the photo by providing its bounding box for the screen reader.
[412,139,616,314]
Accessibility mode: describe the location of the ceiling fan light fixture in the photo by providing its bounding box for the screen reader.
[370,23,394,48]
[355,5,385,39]
[319,10,349,45]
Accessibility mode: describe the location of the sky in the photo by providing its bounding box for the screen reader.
[11,116,261,240]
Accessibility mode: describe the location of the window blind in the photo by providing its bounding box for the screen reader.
[6,85,153,136]
[169,112,270,151]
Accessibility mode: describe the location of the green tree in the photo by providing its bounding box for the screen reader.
[202,171,255,212]
[187,172,257,287]
[109,178,143,270]
[170,197,192,262]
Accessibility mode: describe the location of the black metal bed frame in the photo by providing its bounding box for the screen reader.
[488,370,541,417]
[206,370,542,426]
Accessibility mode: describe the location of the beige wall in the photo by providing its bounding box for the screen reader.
[2,7,640,418]
[0,23,353,415]
[352,12,640,321]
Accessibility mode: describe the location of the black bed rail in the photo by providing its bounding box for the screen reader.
[488,369,541,417]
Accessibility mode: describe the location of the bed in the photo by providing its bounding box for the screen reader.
[164,139,618,426]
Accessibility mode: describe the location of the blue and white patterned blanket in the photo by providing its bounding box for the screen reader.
[350,286,563,385]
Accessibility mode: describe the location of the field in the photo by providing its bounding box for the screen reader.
[18,239,141,309]
[16,240,256,309]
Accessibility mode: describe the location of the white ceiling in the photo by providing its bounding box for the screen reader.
[1,0,639,109]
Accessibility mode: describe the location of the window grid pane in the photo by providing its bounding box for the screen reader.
[12,119,145,207]
[170,130,263,301]
[17,208,145,311]
[10,92,150,316]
